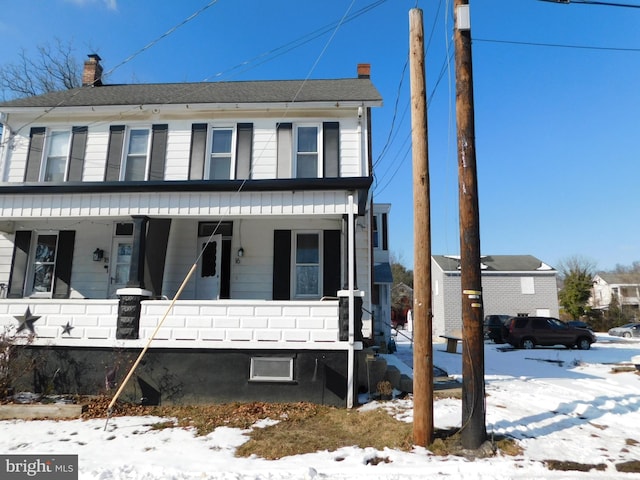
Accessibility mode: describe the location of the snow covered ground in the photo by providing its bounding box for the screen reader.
[1,333,640,479]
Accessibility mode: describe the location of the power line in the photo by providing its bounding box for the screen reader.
[539,0,640,8]
[474,37,640,52]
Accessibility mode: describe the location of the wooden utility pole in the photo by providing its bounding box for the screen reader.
[453,0,487,449]
[409,7,433,447]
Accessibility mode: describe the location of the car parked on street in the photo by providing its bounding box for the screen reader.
[567,320,593,331]
[505,316,596,350]
[483,314,511,343]
[608,322,640,338]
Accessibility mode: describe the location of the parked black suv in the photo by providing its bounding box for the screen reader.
[505,316,596,350]
[483,315,511,343]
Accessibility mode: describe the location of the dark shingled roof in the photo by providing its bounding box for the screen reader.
[597,273,640,285]
[432,255,555,273]
[0,78,382,108]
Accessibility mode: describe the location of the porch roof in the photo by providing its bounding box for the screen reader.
[0,178,373,220]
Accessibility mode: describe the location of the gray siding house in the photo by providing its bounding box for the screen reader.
[0,56,383,407]
[432,255,559,337]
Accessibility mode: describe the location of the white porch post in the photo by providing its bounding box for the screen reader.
[347,194,355,408]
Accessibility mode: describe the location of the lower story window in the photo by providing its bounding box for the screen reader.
[294,232,321,298]
[31,233,58,295]
[250,357,294,382]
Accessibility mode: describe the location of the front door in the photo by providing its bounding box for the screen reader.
[108,241,133,297]
[196,234,222,300]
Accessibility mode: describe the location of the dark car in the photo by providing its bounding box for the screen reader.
[567,320,593,331]
[483,315,511,343]
[505,316,596,350]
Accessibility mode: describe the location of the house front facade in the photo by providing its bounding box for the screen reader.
[590,273,640,313]
[0,56,383,407]
[432,255,559,337]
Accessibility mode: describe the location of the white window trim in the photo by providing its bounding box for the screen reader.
[40,129,72,182]
[249,357,294,382]
[27,230,59,298]
[291,230,323,299]
[293,123,322,178]
[206,125,237,180]
[120,126,152,181]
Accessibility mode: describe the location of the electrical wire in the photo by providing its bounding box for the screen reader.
[474,37,640,52]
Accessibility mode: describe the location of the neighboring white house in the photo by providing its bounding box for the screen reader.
[590,273,640,313]
[431,255,559,337]
[0,56,383,407]
[371,203,392,349]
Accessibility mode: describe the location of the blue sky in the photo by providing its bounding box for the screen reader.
[1,0,639,272]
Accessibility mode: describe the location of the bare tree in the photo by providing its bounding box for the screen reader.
[0,39,81,99]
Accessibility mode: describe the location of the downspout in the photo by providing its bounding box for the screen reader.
[0,114,9,182]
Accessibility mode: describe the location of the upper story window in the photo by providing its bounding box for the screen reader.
[43,130,71,182]
[373,212,388,251]
[295,125,321,178]
[24,126,91,183]
[276,122,339,179]
[188,123,252,181]
[208,127,236,180]
[122,128,151,181]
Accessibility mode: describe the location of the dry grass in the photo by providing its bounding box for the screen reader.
[237,407,413,459]
[80,396,524,460]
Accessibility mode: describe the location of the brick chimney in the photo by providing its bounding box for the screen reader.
[82,54,103,87]
[357,63,371,79]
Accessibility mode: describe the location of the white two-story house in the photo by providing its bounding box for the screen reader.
[0,55,383,407]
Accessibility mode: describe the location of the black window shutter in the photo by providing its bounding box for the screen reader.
[276,123,292,179]
[8,230,32,298]
[272,230,291,300]
[323,122,340,178]
[235,123,253,179]
[52,231,75,299]
[323,230,341,297]
[68,126,88,181]
[382,213,388,251]
[149,124,168,181]
[189,123,207,180]
[24,127,46,181]
[105,125,125,181]
[144,218,171,298]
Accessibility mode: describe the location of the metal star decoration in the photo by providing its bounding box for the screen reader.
[14,307,40,334]
[61,321,74,336]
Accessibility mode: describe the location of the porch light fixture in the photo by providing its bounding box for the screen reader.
[237,247,244,258]
[93,248,104,262]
